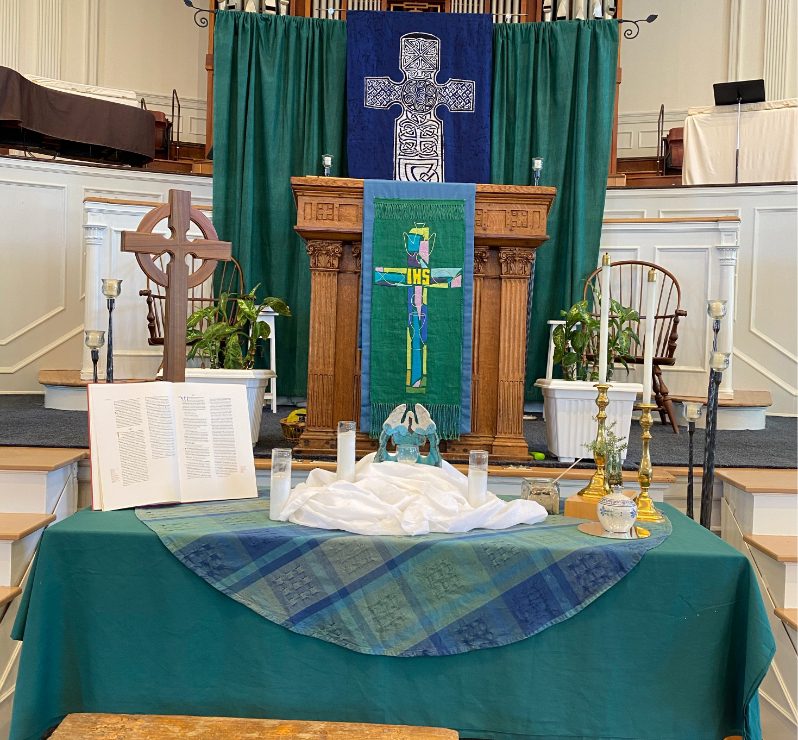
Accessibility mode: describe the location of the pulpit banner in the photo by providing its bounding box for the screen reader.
[360,180,474,438]
[346,11,492,184]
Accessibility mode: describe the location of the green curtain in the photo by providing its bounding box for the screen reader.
[214,15,617,400]
[491,20,618,401]
[213,12,347,397]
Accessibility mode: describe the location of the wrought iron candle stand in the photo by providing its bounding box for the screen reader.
[84,330,106,384]
[699,300,727,529]
[634,402,665,523]
[682,401,704,520]
[577,383,613,501]
[101,279,122,383]
[700,351,730,529]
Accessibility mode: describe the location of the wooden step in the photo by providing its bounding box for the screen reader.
[39,370,152,387]
[0,586,21,608]
[775,607,797,631]
[671,390,773,408]
[717,469,798,495]
[50,714,458,739]
[0,447,86,472]
[744,534,798,563]
[0,513,55,541]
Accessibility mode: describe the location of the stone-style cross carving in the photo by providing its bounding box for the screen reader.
[121,189,232,382]
[373,223,462,391]
[364,32,475,183]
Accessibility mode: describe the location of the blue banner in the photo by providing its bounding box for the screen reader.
[347,11,492,184]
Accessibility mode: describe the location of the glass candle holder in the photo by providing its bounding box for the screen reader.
[101,278,123,299]
[706,299,727,320]
[683,401,703,422]
[521,477,560,514]
[467,450,489,507]
[84,330,105,349]
[710,351,730,372]
[269,448,292,521]
[397,444,419,465]
[85,329,106,383]
[322,153,333,177]
[337,421,357,482]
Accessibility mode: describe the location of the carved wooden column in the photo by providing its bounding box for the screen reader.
[493,247,536,457]
[303,240,343,439]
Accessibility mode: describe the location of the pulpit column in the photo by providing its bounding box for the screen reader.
[304,240,343,433]
[493,247,536,457]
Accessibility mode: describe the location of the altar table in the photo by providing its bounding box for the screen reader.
[11,505,773,740]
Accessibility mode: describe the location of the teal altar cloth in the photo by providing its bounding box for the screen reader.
[11,504,773,740]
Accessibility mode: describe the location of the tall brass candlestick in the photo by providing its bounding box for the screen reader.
[635,403,665,523]
[578,383,613,501]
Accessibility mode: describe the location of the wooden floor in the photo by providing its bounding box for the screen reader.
[51,714,458,739]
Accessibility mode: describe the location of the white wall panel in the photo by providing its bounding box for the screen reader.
[604,185,798,415]
[0,156,212,394]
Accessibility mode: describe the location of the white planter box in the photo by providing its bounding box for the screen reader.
[535,379,643,463]
[184,368,274,445]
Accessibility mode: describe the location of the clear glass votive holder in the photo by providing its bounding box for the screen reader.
[521,477,560,514]
[467,450,489,507]
[337,420,357,482]
[270,448,292,521]
[397,444,419,465]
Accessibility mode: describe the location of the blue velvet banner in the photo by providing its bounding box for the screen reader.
[346,11,492,184]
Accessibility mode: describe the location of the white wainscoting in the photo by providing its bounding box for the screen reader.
[603,184,798,416]
[597,217,740,400]
[0,156,212,394]
[82,200,212,381]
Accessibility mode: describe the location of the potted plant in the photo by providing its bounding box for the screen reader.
[186,287,290,444]
[535,298,643,462]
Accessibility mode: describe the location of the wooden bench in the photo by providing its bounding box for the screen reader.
[50,714,459,739]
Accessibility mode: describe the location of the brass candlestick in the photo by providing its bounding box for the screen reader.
[635,403,665,523]
[578,383,613,501]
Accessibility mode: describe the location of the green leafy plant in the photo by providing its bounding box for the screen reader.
[552,296,640,381]
[186,287,290,370]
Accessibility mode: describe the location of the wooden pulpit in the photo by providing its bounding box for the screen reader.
[292,177,555,461]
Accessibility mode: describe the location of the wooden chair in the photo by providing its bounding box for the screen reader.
[139,257,245,348]
[583,260,687,433]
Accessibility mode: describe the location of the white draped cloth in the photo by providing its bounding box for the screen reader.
[683,98,798,184]
[278,453,548,536]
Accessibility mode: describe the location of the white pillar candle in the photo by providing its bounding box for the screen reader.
[337,421,357,482]
[597,253,611,383]
[467,450,489,507]
[642,268,657,405]
[269,448,292,521]
[269,472,292,521]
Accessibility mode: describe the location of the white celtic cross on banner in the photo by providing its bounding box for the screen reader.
[364,32,475,183]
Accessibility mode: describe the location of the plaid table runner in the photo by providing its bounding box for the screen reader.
[137,498,670,657]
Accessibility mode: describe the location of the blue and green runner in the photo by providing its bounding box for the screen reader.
[360,180,475,438]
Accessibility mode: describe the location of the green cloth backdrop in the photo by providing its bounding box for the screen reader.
[491,20,618,399]
[213,12,347,398]
[213,14,617,400]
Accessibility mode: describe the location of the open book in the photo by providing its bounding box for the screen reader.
[88,381,258,511]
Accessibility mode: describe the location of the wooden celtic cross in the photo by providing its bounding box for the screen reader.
[121,189,232,382]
